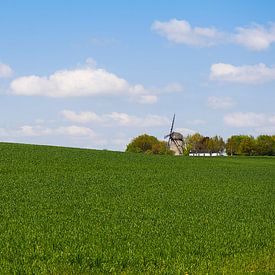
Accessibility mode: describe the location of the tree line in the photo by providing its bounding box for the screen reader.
[184,134,275,156]
[225,135,275,156]
[126,133,275,156]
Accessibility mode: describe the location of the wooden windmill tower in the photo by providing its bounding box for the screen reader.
[164,114,183,155]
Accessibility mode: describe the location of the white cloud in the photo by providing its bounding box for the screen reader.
[233,24,275,51]
[10,67,128,97]
[61,110,102,124]
[0,125,107,148]
[207,96,235,109]
[152,19,275,51]
[20,125,53,136]
[108,112,169,127]
[224,112,270,127]
[136,94,158,104]
[61,110,170,127]
[224,112,275,134]
[56,126,96,137]
[10,65,157,104]
[15,125,96,138]
[0,63,13,78]
[152,19,222,47]
[210,63,275,84]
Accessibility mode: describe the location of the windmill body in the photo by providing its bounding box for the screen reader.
[169,132,183,155]
[164,114,184,156]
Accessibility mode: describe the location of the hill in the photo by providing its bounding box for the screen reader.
[0,142,274,273]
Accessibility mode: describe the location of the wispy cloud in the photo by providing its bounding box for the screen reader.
[9,125,97,138]
[224,112,275,128]
[210,63,275,84]
[0,125,107,148]
[152,19,223,47]
[233,23,275,51]
[207,96,235,109]
[0,63,13,78]
[152,19,275,50]
[61,110,170,127]
[161,82,184,93]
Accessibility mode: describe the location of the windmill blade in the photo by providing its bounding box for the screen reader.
[164,134,170,139]
[168,136,171,147]
[169,114,175,135]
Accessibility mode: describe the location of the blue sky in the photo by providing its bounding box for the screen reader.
[1,0,275,150]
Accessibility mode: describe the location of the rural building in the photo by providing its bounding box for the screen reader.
[189,150,227,157]
[169,132,184,156]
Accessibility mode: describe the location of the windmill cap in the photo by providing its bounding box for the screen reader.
[171,132,183,140]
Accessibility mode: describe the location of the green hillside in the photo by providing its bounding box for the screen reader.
[0,142,274,273]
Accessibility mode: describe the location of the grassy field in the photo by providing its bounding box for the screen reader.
[0,142,274,273]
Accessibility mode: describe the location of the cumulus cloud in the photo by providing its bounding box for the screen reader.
[210,63,275,84]
[152,19,222,47]
[61,110,170,127]
[224,112,275,128]
[10,67,128,97]
[9,65,157,104]
[233,23,275,51]
[152,19,275,51]
[0,63,13,78]
[207,96,235,109]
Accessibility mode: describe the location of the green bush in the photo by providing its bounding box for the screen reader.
[126,134,173,155]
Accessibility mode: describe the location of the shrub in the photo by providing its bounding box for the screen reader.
[126,134,173,155]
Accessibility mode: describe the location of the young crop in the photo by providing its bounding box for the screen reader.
[0,142,274,273]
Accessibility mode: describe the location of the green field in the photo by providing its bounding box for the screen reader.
[0,142,274,273]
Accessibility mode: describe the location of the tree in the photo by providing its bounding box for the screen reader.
[185,134,224,155]
[238,136,255,156]
[226,135,245,156]
[255,135,274,156]
[187,133,204,153]
[126,134,173,155]
[208,135,225,155]
[217,136,226,155]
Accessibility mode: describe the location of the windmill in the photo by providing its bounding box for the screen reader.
[164,114,184,155]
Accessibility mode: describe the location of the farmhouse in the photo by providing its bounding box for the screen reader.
[189,150,226,157]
